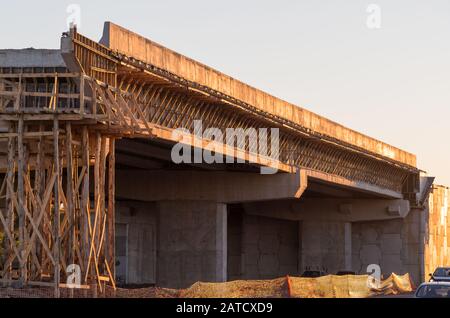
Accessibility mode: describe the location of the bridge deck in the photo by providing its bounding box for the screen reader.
[100,22,416,168]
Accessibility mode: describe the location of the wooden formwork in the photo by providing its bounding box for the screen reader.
[0,73,117,296]
[0,119,116,296]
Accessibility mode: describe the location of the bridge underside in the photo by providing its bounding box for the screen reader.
[0,26,424,294]
[111,141,424,288]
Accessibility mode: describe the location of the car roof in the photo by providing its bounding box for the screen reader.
[418,282,450,287]
[434,267,450,270]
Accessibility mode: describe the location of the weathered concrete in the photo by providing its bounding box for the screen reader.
[156,201,227,289]
[243,198,411,222]
[0,49,66,68]
[229,213,299,279]
[301,220,346,274]
[306,170,403,199]
[111,178,448,287]
[100,22,416,167]
[116,169,307,203]
[344,223,352,271]
[115,199,228,288]
[115,201,157,285]
[351,210,423,284]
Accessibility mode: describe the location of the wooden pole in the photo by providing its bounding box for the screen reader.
[4,122,15,285]
[36,124,45,273]
[66,123,74,266]
[81,127,90,281]
[107,138,116,281]
[99,137,107,262]
[79,75,85,114]
[17,116,26,285]
[94,133,101,251]
[53,117,61,298]
[93,132,101,295]
[14,74,22,111]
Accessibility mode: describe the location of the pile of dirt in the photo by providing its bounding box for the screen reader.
[179,277,289,298]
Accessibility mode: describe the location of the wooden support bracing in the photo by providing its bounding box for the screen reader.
[0,118,116,296]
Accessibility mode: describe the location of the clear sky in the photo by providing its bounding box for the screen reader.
[2,0,449,185]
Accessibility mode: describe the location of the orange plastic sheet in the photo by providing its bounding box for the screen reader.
[289,273,414,298]
[177,273,414,298]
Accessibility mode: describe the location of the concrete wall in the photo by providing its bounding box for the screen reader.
[243,198,413,276]
[350,185,450,284]
[116,201,157,285]
[116,200,228,289]
[240,214,299,280]
[301,221,347,274]
[156,201,227,289]
[227,209,243,281]
[351,211,422,284]
[227,211,300,281]
[227,211,354,279]
[0,49,66,68]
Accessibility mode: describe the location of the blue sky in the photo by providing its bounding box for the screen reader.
[2,0,450,185]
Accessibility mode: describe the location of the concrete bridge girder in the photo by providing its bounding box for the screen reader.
[243,198,411,223]
[116,169,307,204]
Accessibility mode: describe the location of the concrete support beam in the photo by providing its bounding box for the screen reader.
[116,169,307,203]
[305,169,403,199]
[244,198,411,223]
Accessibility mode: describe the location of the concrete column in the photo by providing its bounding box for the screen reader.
[156,201,228,288]
[216,204,227,282]
[344,222,352,271]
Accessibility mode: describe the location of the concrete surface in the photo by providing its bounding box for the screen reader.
[100,21,416,167]
[0,49,66,68]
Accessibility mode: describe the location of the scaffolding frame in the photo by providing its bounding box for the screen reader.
[0,73,116,296]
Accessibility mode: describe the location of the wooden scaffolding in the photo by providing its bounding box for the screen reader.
[0,73,117,296]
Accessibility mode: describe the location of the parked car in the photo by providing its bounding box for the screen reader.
[415,282,450,298]
[300,270,327,278]
[429,267,450,282]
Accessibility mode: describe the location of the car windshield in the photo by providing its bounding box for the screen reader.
[416,285,450,298]
[433,268,450,277]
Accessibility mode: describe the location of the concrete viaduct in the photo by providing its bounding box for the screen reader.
[0,22,445,293]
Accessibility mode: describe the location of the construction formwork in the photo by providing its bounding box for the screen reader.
[0,72,117,296]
